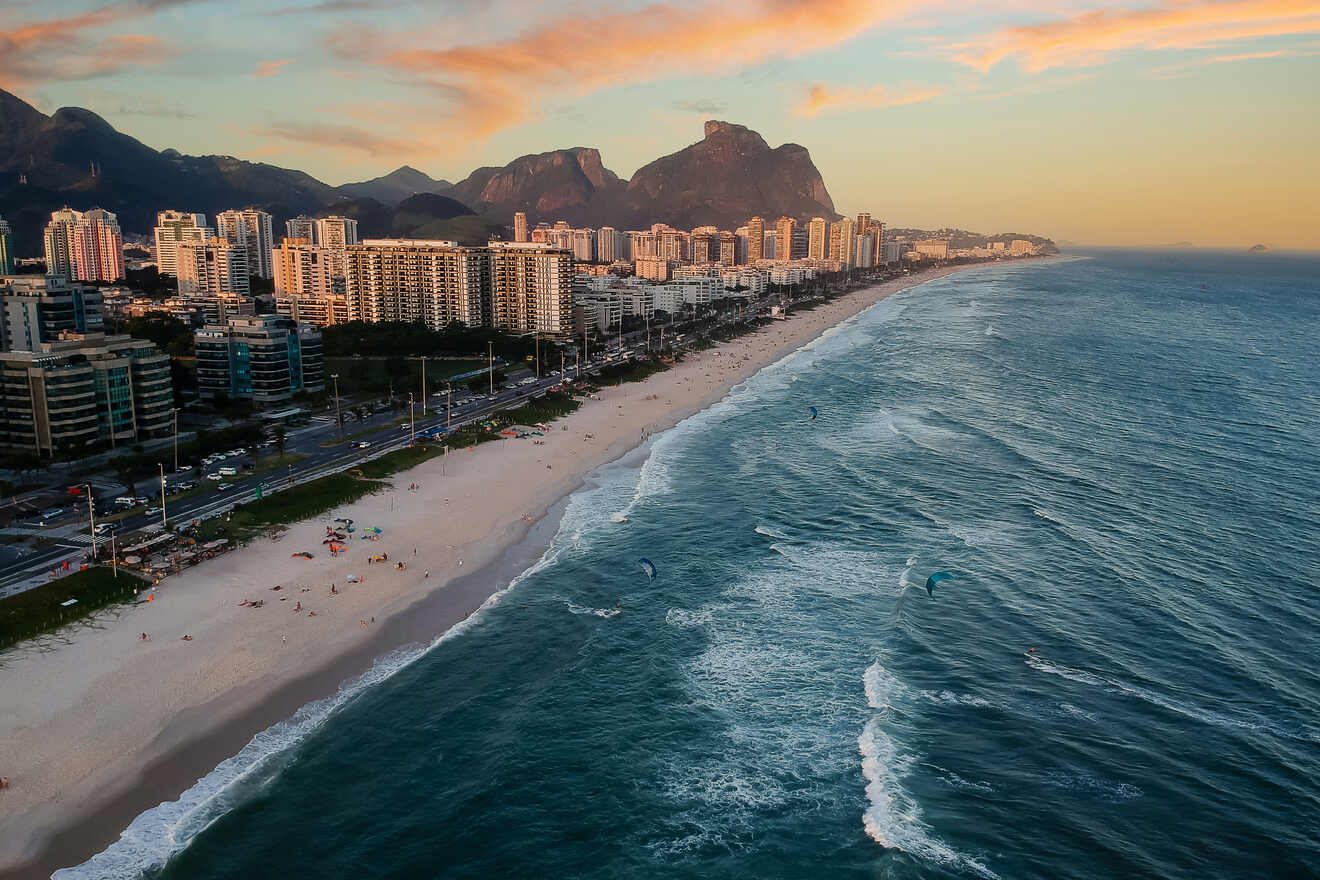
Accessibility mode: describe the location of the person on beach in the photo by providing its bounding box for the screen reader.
[331,583,338,594]
[424,570,430,578]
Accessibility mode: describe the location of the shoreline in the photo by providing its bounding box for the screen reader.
[0,260,1018,879]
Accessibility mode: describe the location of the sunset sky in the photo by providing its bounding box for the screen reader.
[5,0,1319,247]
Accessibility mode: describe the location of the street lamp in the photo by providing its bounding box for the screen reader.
[157,463,167,529]
[446,382,452,429]
[331,373,342,438]
[83,483,97,561]
[488,341,494,395]
[420,356,427,416]
[171,408,179,473]
[408,392,415,445]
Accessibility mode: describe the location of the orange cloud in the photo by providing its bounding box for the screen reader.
[954,0,1320,73]
[255,59,294,78]
[0,2,195,87]
[796,82,944,117]
[342,0,913,143]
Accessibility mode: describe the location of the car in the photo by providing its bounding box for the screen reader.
[357,441,372,448]
[92,523,118,535]
[216,482,234,491]
[40,507,65,520]
[144,507,163,517]
[218,466,237,476]
[206,473,224,481]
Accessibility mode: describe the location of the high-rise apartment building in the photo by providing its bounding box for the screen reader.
[489,242,573,337]
[43,208,125,282]
[0,276,105,352]
[719,232,737,267]
[690,231,714,264]
[0,217,12,275]
[597,227,618,262]
[570,229,596,263]
[656,228,684,262]
[343,240,490,329]
[0,332,172,454]
[216,209,275,278]
[855,213,871,236]
[176,239,251,296]
[314,216,359,250]
[273,238,346,298]
[746,217,765,263]
[775,217,797,261]
[272,238,348,325]
[829,218,855,266]
[807,217,828,260]
[513,212,529,243]
[286,216,317,244]
[153,211,214,277]
[195,315,324,405]
[762,230,777,260]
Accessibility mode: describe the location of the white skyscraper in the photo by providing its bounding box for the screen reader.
[314,216,359,250]
[216,209,275,278]
[153,211,214,277]
[176,239,250,296]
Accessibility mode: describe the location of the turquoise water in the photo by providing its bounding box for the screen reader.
[66,250,1320,878]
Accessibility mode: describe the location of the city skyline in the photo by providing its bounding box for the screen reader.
[3,0,1317,249]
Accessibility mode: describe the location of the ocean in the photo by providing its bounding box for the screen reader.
[63,250,1320,879]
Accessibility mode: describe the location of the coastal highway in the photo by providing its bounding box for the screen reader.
[0,352,634,597]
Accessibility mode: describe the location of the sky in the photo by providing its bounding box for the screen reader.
[4,0,1319,248]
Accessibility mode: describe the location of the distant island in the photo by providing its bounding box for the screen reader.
[1248,244,1269,253]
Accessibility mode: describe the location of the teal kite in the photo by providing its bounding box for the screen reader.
[925,571,953,597]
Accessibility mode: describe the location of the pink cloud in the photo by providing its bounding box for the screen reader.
[254,59,294,78]
[953,0,1320,74]
[336,0,915,143]
[796,82,945,117]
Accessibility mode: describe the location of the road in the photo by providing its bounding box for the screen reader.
[0,354,628,596]
[0,264,919,597]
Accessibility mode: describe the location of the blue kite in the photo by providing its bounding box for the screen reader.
[925,571,953,597]
[809,407,819,420]
[639,558,657,580]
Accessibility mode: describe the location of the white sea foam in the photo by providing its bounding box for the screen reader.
[858,718,999,879]
[57,507,578,880]
[664,607,714,628]
[921,690,994,709]
[608,512,629,523]
[863,660,905,709]
[753,524,787,540]
[566,602,621,618]
[1025,654,1318,743]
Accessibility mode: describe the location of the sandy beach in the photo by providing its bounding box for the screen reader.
[0,262,987,878]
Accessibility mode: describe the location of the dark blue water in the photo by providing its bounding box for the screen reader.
[67,250,1320,879]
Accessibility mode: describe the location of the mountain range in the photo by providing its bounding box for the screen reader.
[0,89,844,257]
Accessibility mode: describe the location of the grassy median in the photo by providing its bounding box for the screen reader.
[0,566,148,653]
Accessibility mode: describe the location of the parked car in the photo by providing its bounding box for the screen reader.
[218,466,237,476]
